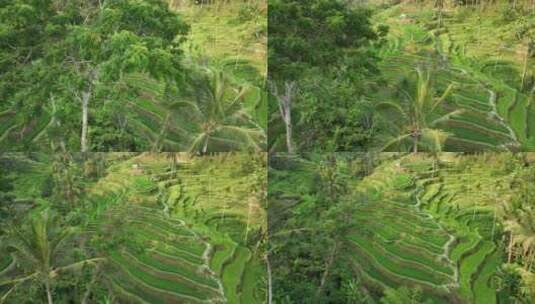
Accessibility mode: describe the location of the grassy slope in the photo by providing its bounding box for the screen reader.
[402,154,511,303]
[166,153,267,303]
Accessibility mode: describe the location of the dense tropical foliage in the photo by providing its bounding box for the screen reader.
[0,0,266,152]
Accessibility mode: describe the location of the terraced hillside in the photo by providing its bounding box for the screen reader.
[85,153,266,303]
[408,156,510,304]
[376,49,522,151]
[348,156,506,303]
[373,2,534,151]
[175,0,267,76]
[269,153,525,303]
[0,153,266,303]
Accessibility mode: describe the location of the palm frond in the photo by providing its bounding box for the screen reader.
[430,83,455,113]
[49,258,106,278]
[187,133,208,154]
[169,100,203,115]
[380,133,413,152]
[415,67,431,113]
[216,125,266,151]
[376,102,409,121]
[429,109,465,127]
[0,272,38,287]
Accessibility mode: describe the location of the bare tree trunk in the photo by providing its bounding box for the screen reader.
[271,81,297,154]
[202,136,209,154]
[266,253,272,304]
[286,118,293,154]
[316,242,338,302]
[80,89,91,153]
[45,280,53,304]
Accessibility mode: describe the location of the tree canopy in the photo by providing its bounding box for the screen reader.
[0,1,185,151]
[268,0,385,152]
[268,0,380,80]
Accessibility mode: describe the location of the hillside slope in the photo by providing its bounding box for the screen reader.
[371,1,534,151]
[270,152,533,303]
[0,153,267,303]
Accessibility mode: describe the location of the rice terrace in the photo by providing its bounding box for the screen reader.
[269,153,535,303]
[0,153,267,303]
[268,0,534,152]
[1,0,535,303]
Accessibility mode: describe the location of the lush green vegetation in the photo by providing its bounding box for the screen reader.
[0,152,266,303]
[268,0,534,152]
[0,0,266,152]
[269,152,535,303]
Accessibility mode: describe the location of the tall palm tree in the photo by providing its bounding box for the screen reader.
[377,67,464,152]
[172,65,266,154]
[0,209,104,304]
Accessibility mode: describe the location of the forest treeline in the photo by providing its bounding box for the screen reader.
[0,0,267,152]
